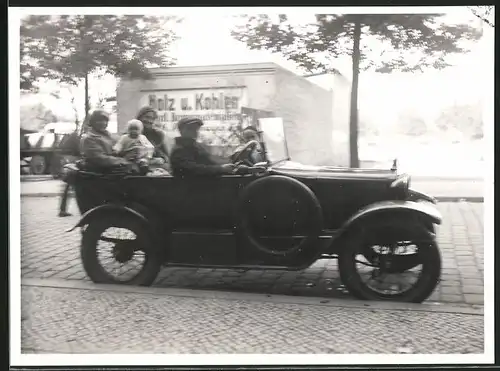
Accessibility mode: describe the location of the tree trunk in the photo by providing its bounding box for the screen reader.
[349,20,362,168]
[80,16,91,124]
[84,71,90,119]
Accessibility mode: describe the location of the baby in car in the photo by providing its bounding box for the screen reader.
[113,119,155,171]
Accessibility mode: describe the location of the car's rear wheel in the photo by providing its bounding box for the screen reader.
[338,218,441,303]
[81,215,162,286]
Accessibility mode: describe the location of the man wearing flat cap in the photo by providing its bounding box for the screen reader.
[170,117,239,176]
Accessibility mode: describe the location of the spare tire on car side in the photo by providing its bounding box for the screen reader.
[236,175,324,258]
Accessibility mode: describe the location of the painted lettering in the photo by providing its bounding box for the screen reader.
[195,94,204,110]
[204,97,212,110]
[224,96,235,110]
[148,92,241,113]
[148,95,157,110]
[158,98,165,111]
[211,94,219,110]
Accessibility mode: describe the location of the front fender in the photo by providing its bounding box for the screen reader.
[347,200,441,227]
[330,200,442,248]
[408,189,437,204]
[339,201,442,234]
[66,204,148,232]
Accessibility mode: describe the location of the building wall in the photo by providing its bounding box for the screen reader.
[117,64,277,133]
[305,73,352,167]
[116,63,339,165]
[271,68,333,166]
[330,74,351,167]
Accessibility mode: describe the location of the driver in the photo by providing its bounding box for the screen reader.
[231,126,266,164]
[170,117,248,177]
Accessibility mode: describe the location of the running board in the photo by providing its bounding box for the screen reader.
[171,229,335,240]
[162,262,305,271]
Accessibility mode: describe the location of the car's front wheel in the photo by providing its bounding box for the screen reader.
[81,215,162,286]
[338,218,441,303]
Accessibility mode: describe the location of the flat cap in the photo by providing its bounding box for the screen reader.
[177,117,204,130]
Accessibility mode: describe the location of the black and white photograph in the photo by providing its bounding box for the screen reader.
[9,5,494,367]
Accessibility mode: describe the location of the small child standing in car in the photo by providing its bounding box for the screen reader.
[113,119,155,170]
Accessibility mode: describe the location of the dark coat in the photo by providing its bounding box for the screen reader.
[80,129,127,168]
[170,137,228,176]
[143,127,169,157]
[59,130,82,156]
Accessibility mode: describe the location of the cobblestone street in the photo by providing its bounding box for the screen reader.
[19,197,485,305]
[20,281,484,354]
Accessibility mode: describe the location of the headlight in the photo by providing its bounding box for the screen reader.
[390,174,411,194]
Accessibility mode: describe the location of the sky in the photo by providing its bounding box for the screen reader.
[23,7,492,129]
[169,9,488,127]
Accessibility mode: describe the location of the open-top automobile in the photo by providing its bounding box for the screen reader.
[65,118,442,303]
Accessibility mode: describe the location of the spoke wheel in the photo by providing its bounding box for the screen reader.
[81,215,161,286]
[355,242,422,296]
[338,218,441,303]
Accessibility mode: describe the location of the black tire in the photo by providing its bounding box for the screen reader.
[237,175,323,257]
[29,154,47,175]
[338,218,441,303]
[81,214,162,286]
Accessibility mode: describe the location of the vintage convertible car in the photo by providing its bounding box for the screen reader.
[66,118,442,303]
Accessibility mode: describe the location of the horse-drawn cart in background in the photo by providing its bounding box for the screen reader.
[20,123,79,177]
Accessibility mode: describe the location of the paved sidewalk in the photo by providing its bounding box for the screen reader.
[19,197,484,305]
[21,279,484,354]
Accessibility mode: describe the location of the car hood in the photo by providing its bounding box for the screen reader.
[271,161,398,180]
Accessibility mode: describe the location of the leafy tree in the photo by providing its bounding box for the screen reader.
[468,6,494,27]
[232,13,481,167]
[21,15,181,118]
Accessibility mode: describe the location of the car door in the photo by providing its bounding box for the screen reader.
[166,174,255,230]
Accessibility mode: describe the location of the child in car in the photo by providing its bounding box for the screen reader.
[113,119,155,172]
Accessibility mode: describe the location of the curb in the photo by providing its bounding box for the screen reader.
[21,193,73,198]
[21,175,55,182]
[411,176,484,182]
[22,277,484,316]
[20,192,484,202]
[436,197,484,203]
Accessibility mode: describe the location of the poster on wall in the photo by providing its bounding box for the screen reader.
[240,107,274,131]
[139,87,248,146]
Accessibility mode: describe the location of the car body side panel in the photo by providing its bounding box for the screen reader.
[269,170,397,229]
[122,175,256,229]
[73,171,399,231]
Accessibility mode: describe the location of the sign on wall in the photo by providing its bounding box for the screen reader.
[140,87,248,137]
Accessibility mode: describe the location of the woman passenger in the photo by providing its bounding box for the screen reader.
[80,110,132,172]
[136,106,171,172]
